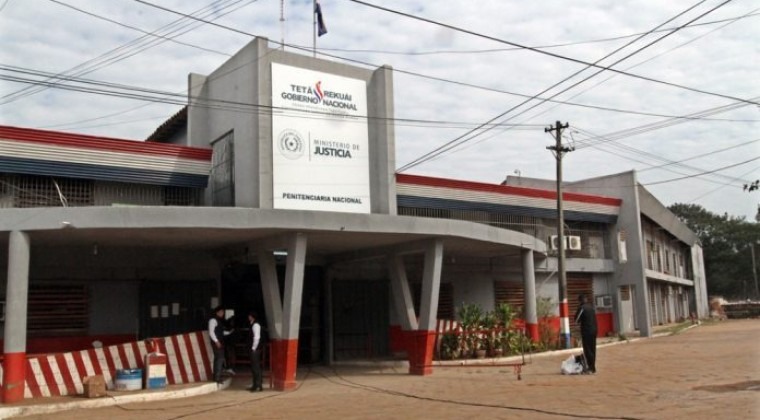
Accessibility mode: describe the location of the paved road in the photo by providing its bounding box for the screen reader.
[19,320,760,419]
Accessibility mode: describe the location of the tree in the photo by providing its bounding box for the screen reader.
[669,203,760,299]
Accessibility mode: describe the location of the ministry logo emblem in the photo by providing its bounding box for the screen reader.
[277,129,305,160]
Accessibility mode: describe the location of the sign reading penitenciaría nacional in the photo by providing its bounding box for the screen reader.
[271,63,371,213]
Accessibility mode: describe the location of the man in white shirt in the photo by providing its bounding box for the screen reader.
[248,311,263,391]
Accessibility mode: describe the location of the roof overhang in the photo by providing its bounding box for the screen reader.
[0,207,547,260]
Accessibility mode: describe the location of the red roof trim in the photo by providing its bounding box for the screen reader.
[396,173,622,207]
[0,125,211,161]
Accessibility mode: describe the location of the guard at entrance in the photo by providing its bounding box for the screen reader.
[248,311,263,392]
[208,306,230,383]
[575,294,597,374]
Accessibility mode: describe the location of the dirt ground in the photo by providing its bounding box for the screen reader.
[15,319,760,419]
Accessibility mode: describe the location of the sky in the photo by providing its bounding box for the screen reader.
[1,0,758,220]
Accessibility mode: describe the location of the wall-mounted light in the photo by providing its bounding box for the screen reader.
[93,243,98,256]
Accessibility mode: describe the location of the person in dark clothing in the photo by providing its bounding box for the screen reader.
[574,294,598,374]
[248,311,263,392]
[208,306,229,384]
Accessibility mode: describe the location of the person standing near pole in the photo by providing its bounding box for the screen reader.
[248,311,263,392]
[208,306,229,384]
[575,294,597,374]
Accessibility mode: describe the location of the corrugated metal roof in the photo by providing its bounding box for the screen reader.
[0,125,210,188]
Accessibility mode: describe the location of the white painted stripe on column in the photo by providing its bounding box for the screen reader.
[108,346,124,370]
[188,333,206,381]
[93,347,113,388]
[561,317,571,333]
[136,341,148,362]
[24,382,32,399]
[63,352,83,394]
[164,338,181,384]
[29,358,50,398]
[82,351,96,377]
[176,335,194,382]
[124,344,137,368]
[47,355,64,392]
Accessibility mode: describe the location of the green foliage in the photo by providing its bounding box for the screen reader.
[439,332,459,360]
[669,203,760,299]
[535,297,559,351]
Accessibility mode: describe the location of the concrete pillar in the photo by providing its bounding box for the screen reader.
[3,231,30,403]
[388,255,418,331]
[410,239,443,375]
[388,254,418,359]
[273,233,307,391]
[258,250,283,340]
[522,249,539,343]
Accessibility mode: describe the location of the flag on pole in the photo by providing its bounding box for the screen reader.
[315,1,327,37]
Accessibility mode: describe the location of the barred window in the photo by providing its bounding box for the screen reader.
[211,131,235,207]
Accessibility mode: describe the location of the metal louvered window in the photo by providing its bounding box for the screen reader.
[27,284,88,335]
[494,281,525,317]
[412,282,454,320]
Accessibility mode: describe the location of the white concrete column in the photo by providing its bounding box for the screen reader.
[3,231,30,403]
[522,249,538,341]
[388,254,418,331]
[282,233,307,340]
[418,239,443,331]
[258,250,283,339]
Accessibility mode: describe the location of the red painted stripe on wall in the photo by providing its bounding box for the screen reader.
[72,352,88,383]
[182,334,201,383]
[3,332,213,400]
[53,354,77,396]
[170,335,189,384]
[0,125,211,161]
[195,331,212,380]
[396,173,622,206]
[24,361,41,399]
[37,356,60,397]
[86,349,103,377]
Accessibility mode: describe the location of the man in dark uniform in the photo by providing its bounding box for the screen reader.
[208,306,228,384]
[574,294,597,374]
[248,311,263,392]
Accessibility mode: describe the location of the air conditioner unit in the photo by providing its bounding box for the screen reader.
[595,295,613,308]
[567,236,582,251]
[548,235,560,250]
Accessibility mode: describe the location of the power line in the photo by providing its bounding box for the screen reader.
[318,11,760,57]
[348,0,758,107]
[688,165,760,202]
[126,0,760,133]
[0,64,546,131]
[1,0,255,106]
[396,0,732,172]
[48,0,233,57]
[642,155,760,186]
[503,5,760,137]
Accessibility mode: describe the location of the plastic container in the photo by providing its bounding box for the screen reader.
[114,369,143,391]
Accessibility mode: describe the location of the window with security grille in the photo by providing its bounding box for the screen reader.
[2,174,93,208]
[211,131,235,207]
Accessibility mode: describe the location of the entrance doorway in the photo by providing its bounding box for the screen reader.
[220,263,325,366]
[331,279,389,360]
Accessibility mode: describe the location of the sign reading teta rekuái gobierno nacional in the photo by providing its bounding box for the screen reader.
[271,63,370,213]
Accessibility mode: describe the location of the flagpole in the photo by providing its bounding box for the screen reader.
[280,0,285,51]
[313,0,316,57]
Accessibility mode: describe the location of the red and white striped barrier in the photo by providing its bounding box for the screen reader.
[434,319,461,354]
[0,331,212,399]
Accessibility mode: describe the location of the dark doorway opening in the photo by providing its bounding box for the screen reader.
[220,263,325,367]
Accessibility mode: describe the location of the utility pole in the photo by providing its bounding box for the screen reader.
[751,243,759,300]
[546,121,573,349]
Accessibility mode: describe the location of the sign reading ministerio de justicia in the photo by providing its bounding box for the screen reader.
[271,63,371,213]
